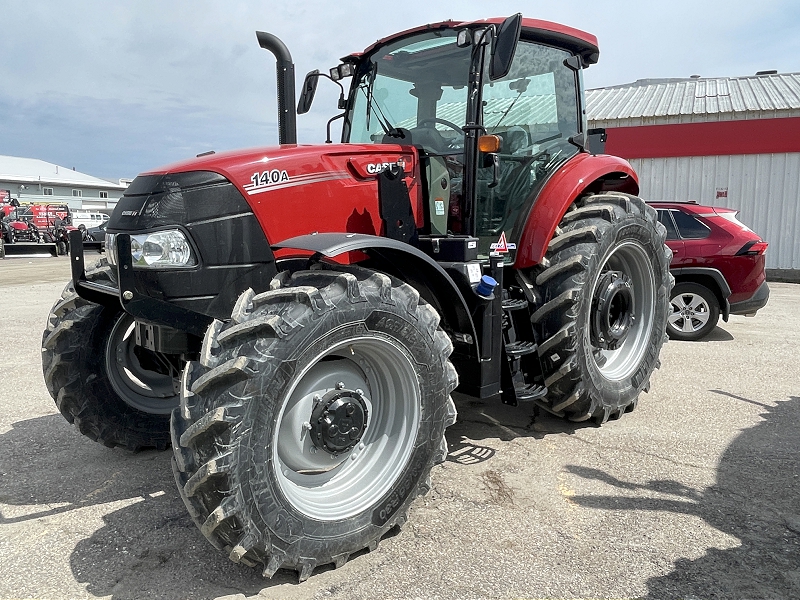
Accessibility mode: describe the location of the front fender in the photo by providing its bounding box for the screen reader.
[514,153,639,269]
[273,233,479,354]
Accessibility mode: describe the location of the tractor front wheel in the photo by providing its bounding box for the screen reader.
[42,282,179,450]
[532,193,672,423]
[171,266,458,581]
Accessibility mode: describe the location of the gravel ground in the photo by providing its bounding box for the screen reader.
[1,256,798,600]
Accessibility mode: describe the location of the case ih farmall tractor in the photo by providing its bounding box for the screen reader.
[42,15,670,581]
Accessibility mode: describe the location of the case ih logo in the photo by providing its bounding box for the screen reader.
[366,159,405,175]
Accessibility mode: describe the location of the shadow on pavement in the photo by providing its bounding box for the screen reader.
[445,392,603,466]
[564,395,800,600]
[703,326,735,342]
[0,414,291,599]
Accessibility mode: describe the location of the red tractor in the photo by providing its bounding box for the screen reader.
[42,16,670,581]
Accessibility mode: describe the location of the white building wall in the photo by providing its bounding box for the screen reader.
[631,153,800,270]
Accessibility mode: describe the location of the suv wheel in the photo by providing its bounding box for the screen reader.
[667,282,720,341]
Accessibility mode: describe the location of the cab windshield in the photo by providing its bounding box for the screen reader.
[345,29,583,257]
[346,30,470,154]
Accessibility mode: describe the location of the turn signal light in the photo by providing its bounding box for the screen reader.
[478,135,501,153]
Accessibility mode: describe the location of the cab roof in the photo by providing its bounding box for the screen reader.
[344,17,600,67]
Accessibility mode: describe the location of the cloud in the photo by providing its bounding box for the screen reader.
[1,0,798,177]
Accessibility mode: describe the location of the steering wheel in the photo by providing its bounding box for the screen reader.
[417,118,465,135]
[416,118,465,153]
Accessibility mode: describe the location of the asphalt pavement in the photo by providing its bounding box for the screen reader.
[1,256,798,600]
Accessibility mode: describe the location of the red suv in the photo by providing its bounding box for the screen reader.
[648,201,769,341]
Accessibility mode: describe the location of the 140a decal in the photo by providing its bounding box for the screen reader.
[250,169,290,188]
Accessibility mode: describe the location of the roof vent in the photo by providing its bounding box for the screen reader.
[755,70,778,76]
[690,74,701,79]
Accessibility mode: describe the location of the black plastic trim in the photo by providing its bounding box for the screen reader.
[729,280,770,315]
[671,266,732,321]
[69,230,119,308]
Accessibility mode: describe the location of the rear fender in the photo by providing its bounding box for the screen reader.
[514,153,638,269]
[272,232,479,362]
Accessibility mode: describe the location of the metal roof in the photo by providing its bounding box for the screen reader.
[398,96,558,131]
[0,155,127,189]
[587,72,800,126]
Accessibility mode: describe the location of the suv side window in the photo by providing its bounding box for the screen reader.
[671,209,711,239]
[657,210,679,240]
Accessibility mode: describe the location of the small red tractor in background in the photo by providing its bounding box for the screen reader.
[42,15,671,581]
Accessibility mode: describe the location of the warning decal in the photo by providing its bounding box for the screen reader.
[489,231,516,253]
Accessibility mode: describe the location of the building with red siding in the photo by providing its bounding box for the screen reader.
[587,72,800,279]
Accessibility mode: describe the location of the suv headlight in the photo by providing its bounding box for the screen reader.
[105,230,197,269]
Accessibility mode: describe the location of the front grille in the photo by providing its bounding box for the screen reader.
[108,171,252,231]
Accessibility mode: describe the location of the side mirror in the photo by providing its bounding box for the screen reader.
[297,70,320,115]
[490,14,522,81]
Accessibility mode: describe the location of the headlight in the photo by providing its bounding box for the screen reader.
[106,230,196,269]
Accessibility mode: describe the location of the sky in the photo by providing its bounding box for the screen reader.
[1,0,799,180]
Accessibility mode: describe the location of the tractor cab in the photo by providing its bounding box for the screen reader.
[304,17,597,258]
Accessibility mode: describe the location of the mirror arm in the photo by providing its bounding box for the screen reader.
[488,154,501,188]
[326,113,346,144]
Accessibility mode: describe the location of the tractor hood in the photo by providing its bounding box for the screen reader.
[109,143,421,246]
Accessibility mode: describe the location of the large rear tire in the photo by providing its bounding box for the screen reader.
[532,193,671,423]
[171,266,458,581]
[42,277,179,450]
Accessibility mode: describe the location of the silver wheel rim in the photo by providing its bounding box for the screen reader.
[105,314,179,414]
[668,292,711,333]
[273,335,420,520]
[589,241,656,381]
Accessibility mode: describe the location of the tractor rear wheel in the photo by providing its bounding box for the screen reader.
[171,266,458,581]
[42,274,179,450]
[532,193,671,423]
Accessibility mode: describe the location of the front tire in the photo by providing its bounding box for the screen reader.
[42,281,180,450]
[666,282,719,341]
[532,193,672,423]
[171,266,458,581]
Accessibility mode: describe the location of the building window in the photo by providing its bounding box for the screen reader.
[99,191,108,199]
[72,189,82,197]
[43,187,53,196]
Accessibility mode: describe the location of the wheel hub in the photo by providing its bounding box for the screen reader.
[310,384,369,456]
[592,270,634,351]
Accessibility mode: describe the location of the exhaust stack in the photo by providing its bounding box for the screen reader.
[256,31,297,145]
